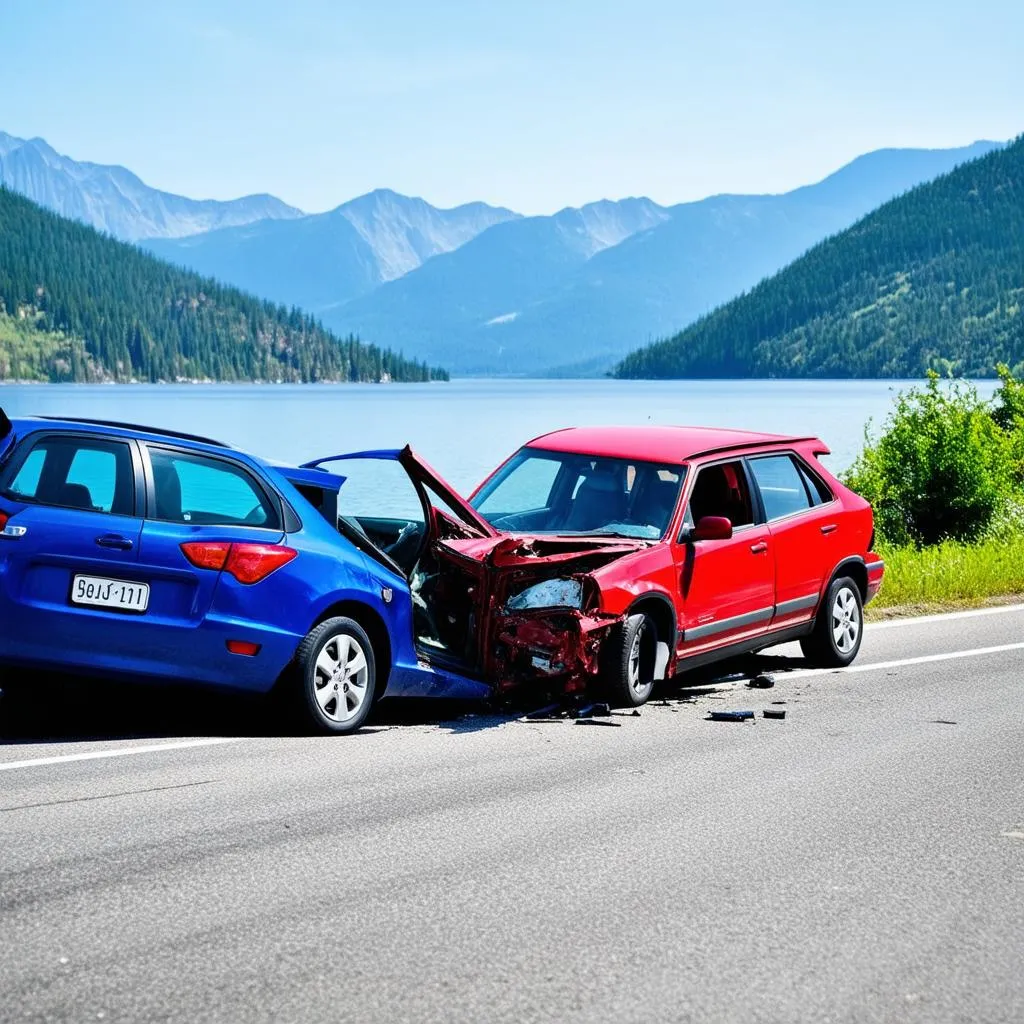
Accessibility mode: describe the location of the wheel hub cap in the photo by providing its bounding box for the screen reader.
[831,587,860,653]
[313,634,369,722]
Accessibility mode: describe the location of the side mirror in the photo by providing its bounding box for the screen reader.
[690,515,733,542]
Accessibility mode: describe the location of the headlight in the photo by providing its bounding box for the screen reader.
[505,578,583,612]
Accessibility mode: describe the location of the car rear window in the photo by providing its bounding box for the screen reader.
[0,434,135,516]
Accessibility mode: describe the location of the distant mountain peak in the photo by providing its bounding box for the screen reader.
[0,130,304,241]
[332,188,519,281]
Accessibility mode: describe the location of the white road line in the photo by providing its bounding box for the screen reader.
[0,737,241,772]
[870,603,1024,630]
[789,641,1024,680]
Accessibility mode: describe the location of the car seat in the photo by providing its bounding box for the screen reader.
[152,460,184,521]
[631,477,679,532]
[563,466,628,532]
[53,482,95,511]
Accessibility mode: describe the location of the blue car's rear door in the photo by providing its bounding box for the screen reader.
[128,443,288,683]
[0,430,146,672]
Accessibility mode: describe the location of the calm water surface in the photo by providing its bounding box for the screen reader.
[0,379,998,492]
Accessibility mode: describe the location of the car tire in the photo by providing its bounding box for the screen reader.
[294,617,377,735]
[800,576,864,668]
[601,612,658,708]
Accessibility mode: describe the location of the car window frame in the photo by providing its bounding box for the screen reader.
[745,450,837,524]
[678,456,761,542]
[0,429,144,518]
[793,454,836,508]
[140,442,284,531]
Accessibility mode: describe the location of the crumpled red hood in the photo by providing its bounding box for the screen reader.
[442,533,648,570]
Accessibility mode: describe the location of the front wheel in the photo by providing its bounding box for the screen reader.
[800,576,863,668]
[294,617,377,734]
[601,612,658,708]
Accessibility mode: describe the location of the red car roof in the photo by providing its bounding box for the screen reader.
[526,425,820,463]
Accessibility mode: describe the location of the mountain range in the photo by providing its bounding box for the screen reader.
[0,131,1006,376]
[0,186,444,384]
[0,132,302,241]
[615,136,1024,379]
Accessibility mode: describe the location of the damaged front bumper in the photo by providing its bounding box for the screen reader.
[491,608,619,696]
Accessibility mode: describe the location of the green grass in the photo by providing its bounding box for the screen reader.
[868,535,1024,617]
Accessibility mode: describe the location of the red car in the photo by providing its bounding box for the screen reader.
[320,425,884,709]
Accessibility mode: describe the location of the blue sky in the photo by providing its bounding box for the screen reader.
[2,0,1021,214]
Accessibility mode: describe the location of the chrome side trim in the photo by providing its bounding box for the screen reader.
[775,593,819,616]
[684,605,774,642]
[865,560,885,572]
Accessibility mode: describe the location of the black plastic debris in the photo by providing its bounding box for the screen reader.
[526,703,563,720]
[575,719,622,727]
[574,702,612,719]
[707,710,755,722]
[747,674,775,689]
[763,708,786,720]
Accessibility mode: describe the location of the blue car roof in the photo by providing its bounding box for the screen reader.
[12,415,232,451]
[6,414,345,492]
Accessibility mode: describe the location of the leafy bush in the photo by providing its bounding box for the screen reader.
[843,371,1018,546]
[992,362,1024,486]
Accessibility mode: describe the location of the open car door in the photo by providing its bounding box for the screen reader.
[303,446,497,541]
[302,446,497,674]
[0,409,15,467]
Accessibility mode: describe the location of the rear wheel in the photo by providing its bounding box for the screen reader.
[800,576,863,668]
[294,617,376,734]
[601,612,658,708]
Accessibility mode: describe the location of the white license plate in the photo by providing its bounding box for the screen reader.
[71,574,150,613]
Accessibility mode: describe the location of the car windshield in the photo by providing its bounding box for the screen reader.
[471,447,685,539]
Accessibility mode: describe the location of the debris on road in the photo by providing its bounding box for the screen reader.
[763,708,787,720]
[706,710,755,722]
[573,702,611,719]
[747,673,776,689]
[575,719,622,727]
[525,703,563,720]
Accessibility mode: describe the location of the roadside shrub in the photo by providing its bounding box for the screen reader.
[992,362,1024,486]
[843,372,1016,547]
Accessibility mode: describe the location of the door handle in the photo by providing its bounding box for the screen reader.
[750,541,768,554]
[820,524,838,535]
[96,534,134,551]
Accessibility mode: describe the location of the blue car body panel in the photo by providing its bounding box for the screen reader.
[0,416,489,701]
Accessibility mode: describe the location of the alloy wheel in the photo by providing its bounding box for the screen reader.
[628,623,653,698]
[831,586,861,654]
[313,634,370,723]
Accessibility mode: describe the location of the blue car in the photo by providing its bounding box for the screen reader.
[0,409,491,734]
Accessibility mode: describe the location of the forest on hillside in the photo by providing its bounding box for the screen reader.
[0,187,447,384]
[615,136,1024,379]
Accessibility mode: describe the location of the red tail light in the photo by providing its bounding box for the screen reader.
[225,544,297,584]
[180,541,296,584]
[0,512,8,533]
[180,541,231,571]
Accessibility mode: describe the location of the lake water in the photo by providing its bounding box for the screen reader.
[0,379,999,492]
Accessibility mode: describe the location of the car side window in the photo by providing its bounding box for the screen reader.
[148,447,279,528]
[749,455,814,521]
[796,459,834,506]
[2,435,135,515]
[684,460,754,532]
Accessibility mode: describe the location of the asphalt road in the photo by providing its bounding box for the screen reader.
[2,605,1023,1024]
